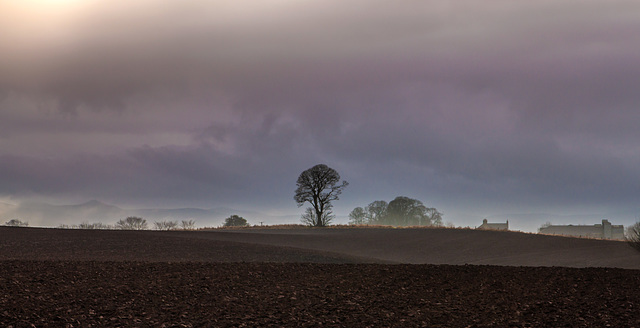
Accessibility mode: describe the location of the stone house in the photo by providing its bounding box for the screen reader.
[477,219,509,231]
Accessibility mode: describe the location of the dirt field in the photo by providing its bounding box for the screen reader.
[2,227,640,327]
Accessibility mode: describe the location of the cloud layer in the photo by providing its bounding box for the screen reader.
[2,0,640,230]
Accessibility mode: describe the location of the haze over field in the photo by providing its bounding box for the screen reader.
[2,1,640,231]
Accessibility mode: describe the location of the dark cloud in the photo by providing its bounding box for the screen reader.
[1,1,640,229]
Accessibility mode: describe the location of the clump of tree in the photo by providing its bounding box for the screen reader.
[154,220,179,231]
[626,221,640,252]
[223,215,248,227]
[294,164,348,227]
[115,216,148,230]
[4,219,29,227]
[348,196,443,227]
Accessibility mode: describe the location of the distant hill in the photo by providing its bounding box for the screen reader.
[0,200,299,228]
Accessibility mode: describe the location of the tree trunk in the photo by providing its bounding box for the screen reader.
[315,209,323,227]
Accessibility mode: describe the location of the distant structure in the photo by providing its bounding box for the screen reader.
[539,219,624,240]
[477,219,509,231]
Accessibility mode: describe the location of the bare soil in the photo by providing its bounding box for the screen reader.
[2,227,640,327]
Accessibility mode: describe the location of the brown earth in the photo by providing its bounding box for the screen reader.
[2,226,640,327]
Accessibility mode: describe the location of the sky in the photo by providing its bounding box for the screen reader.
[1,0,640,231]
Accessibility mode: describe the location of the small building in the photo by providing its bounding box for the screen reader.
[539,219,624,240]
[478,219,509,231]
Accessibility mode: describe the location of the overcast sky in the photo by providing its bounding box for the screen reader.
[1,1,640,230]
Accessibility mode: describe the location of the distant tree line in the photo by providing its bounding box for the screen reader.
[55,217,198,231]
[57,222,113,230]
[115,217,197,230]
[349,196,443,227]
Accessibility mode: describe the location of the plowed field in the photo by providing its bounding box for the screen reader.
[2,227,640,327]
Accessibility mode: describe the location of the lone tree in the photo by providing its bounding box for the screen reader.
[294,164,348,227]
[224,215,248,227]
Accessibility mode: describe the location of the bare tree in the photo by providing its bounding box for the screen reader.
[294,164,348,227]
[115,216,148,230]
[301,207,334,227]
[626,221,640,252]
[154,220,179,231]
[425,207,444,226]
[181,219,196,230]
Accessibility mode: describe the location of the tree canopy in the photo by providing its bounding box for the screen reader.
[294,164,348,227]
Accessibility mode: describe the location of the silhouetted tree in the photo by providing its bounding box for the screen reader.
[294,164,348,227]
[348,207,367,225]
[115,216,147,230]
[4,219,28,227]
[181,219,196,230]
[301,207,334,227]
[380,196,442,227]
[224,215,248,227]
[626,221,640,252]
